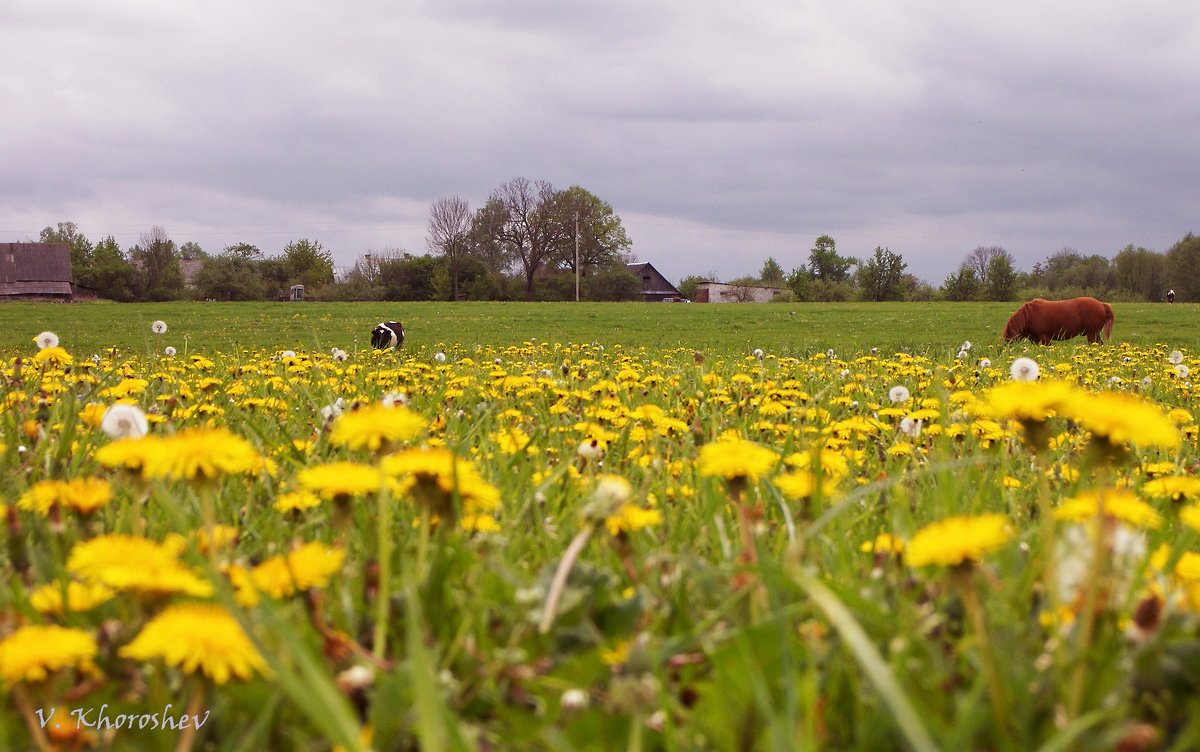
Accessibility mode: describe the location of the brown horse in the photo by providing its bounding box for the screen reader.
[1002,297,1114,345]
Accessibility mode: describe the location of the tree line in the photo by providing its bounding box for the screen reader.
[39,178,638,303]
[676,233,1199,303]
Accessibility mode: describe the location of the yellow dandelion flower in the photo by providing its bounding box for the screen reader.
[142,427,267,482]
[274,489,323,513]
[297,461,387,501]
[982,380,1076,422]
[460,514,501,533]
[1053,489,1162,529]
[29,581,115,615]
[383,447,501,516]
[78,402,106,428]
[0,625,97,686]
[697,438,778,483]
[1180,505,1200,535]
[1144,476,1200,503]
[605,504,663,537]
[59,477,113,515]
[120,602,267,685]
[861,533,905,555]
[245,542,346,601]
[1060,390,1180,450]
[67,534,213,597]
[17,480,64,515]
[905,514,1013,568]
[330,404,425,452]
[774,470,818,500]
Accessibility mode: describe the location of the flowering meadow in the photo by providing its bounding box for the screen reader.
[5,306,1200,750]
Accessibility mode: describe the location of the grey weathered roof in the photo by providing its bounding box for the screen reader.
[0,243,73,284]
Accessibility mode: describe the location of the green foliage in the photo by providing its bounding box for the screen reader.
[676,274,708,302]
[759,256,785,284]
[856,246,907,301]
[582,266,640,302]
[941,267,980,301]
[808,235,857,284]
[379,254,441,301]
[785,266,814,302]
[194,254,267,301]
[1168,233,1200,303]
[128,226,185,301]
[1113,245,1168,302]
[39,221,93,271]
[983,253,1020,301]
[280,238,334,288]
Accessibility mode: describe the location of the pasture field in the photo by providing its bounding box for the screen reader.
[2,299,1199,356]
[3,301,1200,750]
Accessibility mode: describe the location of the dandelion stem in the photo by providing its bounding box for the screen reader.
[174,678,206,752]
[11,684,51,752]
[373,483,394,661]
[957,568,1011,737]
[1065,501,1110,720]
[539,523,596,633]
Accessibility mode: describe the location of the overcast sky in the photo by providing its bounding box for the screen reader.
[3,0,1197,285]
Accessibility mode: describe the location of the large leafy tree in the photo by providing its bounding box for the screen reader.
[280,238,334,288]
[129,226,184,301]
[1167,233,1200,302]
[88,235,137,301]
[39,221,93,273]
[941,266,980,301]
[808,235,856,284]
[194,243,266,301]
[759,257,785,284]
[1113,244,1167,301]
[472,177,564,301]
[548,186,633,278]
[983,253,1020,301]
[856,246,907,301]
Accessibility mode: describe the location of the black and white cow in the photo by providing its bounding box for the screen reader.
[1168,289,1176,303]
[371,321,404,349]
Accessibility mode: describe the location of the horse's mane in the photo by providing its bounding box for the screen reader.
[1003,302,1031,339]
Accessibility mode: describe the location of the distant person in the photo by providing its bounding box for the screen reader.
[1168,289,1176,303]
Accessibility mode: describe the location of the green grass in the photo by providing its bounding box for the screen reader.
[3,300,1199,357]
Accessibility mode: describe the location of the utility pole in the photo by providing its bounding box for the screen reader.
[574,211,580,302]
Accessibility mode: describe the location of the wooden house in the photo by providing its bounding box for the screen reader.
[0,243,73,301]
[625,262,685,302]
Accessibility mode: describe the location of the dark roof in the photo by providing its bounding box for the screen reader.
[1,243,73,284]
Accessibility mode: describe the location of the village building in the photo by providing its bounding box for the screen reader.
[694,281,786,303]
[625,262,685,302]
[0,243,73,301]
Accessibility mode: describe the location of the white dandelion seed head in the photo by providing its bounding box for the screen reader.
[577,440,604,460]
[561,689,590,711]
[592,475,633,506]
[870,347,878,354]
[1169,350,1184,365]
[826,349,836,359]
[961,341,972,351]
[100,403,149,439]
[840,369,850,377]
[1010,357,1040,382]
[151,320,167,334]
[753,348,764,359]
[899,417,923,438]
[956,350,968,360]
[1177,364,1190,379]
[850,400,859,408]
[281,350,296,360]
[332,349,348,362]
[163,346,177,356]
[434,352,446,363]
[494,358,502,365]
[888,385,911,404]
[382,391,410,407]
[1142,377,1153,388]
[980,358,991,368]
[34,331,59,349]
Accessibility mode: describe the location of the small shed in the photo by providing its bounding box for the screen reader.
[625,262,685,302]
[0,243,73,301]
[289,284,305,301]
[695,282,785,303]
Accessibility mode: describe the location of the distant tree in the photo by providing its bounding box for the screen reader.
[963,246,1007,288]
[759,256,785,284]
[378,253,439,301]
[179,241,207,259]
[1040,247,1114,295]
[1113,244,1167,301]
[676,274,708,302]
[550,186,634,281]
[40,221,93,272]
[583,265,640,301]
[983,253,1019,301]
[88,235,137,301]
[808,235,856,284]
[280,238,334,288]
[856,246,907,301]
[472,177,563,301]
[194,245,266,301]
[784,265,813,302]
[941,266,981,301]
[1167,233,1200,302]
[129,226,184,301]
[427,195,473,300]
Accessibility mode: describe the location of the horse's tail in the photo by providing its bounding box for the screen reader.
[1102,303,1115,342]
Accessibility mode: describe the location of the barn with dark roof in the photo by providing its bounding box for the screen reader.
[0,243,74,301]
